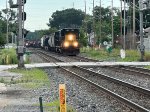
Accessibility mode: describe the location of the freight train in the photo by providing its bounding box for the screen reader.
[41,28,80,55]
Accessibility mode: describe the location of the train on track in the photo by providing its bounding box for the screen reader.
[41,28,80,55]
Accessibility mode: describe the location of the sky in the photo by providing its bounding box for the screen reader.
[0,0,121,32]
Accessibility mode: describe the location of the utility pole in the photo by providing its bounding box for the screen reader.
[133,0,135,49]
[139,0,145,61]
[73,2,74,8]
[93,0,95,46]
[85,0,86,14]
[6,0,9,44]
[99,0,102,46]
[111,0,114,47]
[120,0,123,48]
[123,0,126,50]
[84,0,87,38]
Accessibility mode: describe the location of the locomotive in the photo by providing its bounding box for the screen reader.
[41,28,80,55]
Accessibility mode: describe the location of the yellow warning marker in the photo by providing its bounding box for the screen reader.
[59,84,67,112]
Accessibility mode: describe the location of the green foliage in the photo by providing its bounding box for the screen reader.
[48,8,85,29]
[145,66,150,69]
[0,78,4,83]
[144,52,150,61]
[80,47,120,60]
[42,100,76,112]
[9,68,50,89]
[26,28,57,40]
[79,29,88,47]
[119,50,140,62]
[0,9,17,45]
[80,47,145,62]
[0,48,18,64]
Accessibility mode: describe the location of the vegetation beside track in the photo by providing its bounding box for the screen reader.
[0,48,18,64]
[0,48,30,65]
[9,68,75,112]
[37,100,76,112]
[9,68,50,89]
[80,47,150,62]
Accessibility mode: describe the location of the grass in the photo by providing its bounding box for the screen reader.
[0,48,30,65]
[0,78,4,83]
[80,47,120,60]
[80,47,150,62]
[145,66,150,69]
[0,48,18,64]
[35,100,76,112]
[9,68,50,89]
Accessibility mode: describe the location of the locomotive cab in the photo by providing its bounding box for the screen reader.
[60,29,80,55]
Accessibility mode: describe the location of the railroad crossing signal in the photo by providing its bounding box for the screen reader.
[22,12,26,21]
[9,0,27,68]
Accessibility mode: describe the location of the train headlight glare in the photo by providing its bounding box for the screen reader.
[68,35,74,41]
[64,41,69,47]
[73,41,78,47]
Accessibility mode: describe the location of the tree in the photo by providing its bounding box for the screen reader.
[93,6,121,45]
[48,8,85,29]
[26,28,57,41]
[0,9,17,45]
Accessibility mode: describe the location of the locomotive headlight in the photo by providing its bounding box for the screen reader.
[68,34,74,41]
[73,41,78,47]
[64,41,69,47]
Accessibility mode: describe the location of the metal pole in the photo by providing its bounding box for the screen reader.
[133,0,136,49]
[39,97,43,112]
[120,0,123,48]
[139,0,145,61]
[93,0,95,46]
[6,0,9,44]
[124,0,126,50]
[85,0,87,38]
[11,32,13,44]
[73,2,74,8]
[22,1,25,44]
[17,0,24,68]
[111,0,114,47]
[100,0,102,45]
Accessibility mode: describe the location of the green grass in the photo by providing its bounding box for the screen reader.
[145,66,150,69]
[144,52,150,61]
[118,50,140,62]
[9,68,50,89]
[80,47,147,62]
[35,100,76,112]
[0,48,31,65]
[0,48,18,64]
[80,47,120,60]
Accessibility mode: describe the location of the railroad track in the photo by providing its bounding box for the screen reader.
[32,49,150,112]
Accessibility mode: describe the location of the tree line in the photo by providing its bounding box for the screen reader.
[0,9,17,46]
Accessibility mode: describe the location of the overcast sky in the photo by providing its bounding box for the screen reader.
[0,0,121,31]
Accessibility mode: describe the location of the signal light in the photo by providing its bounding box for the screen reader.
[22,0,26,4]
[22,12,26,21]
